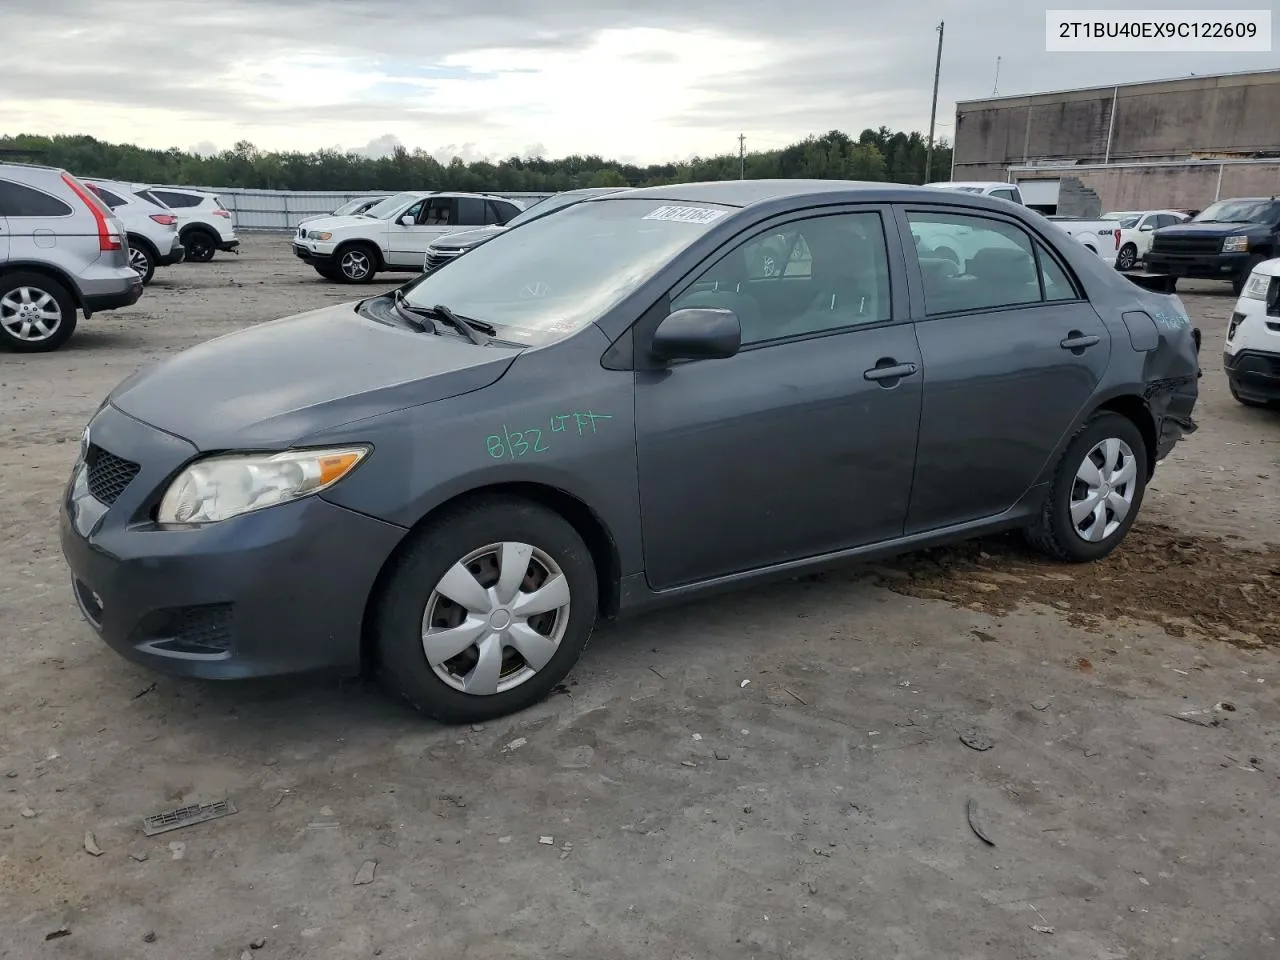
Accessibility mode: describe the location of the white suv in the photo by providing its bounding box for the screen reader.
[131,186,239,262]
[84,178,185,284]
[1224,258,1280,408]
[292,190,523,283]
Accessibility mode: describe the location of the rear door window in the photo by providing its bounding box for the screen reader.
[455,197,487,226]
[419,198,455,225]
[151,190,202,208]
[0,179,74,217]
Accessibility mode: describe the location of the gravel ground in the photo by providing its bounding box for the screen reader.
[1,236,1278,960]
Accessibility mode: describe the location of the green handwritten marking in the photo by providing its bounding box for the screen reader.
[483,411,612,459]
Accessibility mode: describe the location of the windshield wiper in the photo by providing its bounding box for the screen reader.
[426,304,494,346]
[392,289,441,334]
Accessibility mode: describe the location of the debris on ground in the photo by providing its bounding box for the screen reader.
[130,851,148,862]
[740,679,751,688]
[250,936,266,949]
[84,831,104,856]
[1031,699,1051,711]
[966,799,995,847]
[168,841,185,860]
[353,860,377,885]
[1168,710,1221,728]
[1030,925,1055,934]
[1077,657,1095,674]
[960,731,994,752]
[133,682,157,700]
[864,523,1280,648]
[680,761,697,768]
[44,927,70,941]
[538,836,554,845]
[270,790,289,809]
[142,931,156,943]
[715,750,730,760]
[142,798,237,836]
[502,738,527,753]
[20,805,37,818]
[784,688,807,705]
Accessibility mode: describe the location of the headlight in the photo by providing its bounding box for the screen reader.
[157,446,369,524]
[1222,236,1249,253]
[309,231,333,241]
[1241,271,1271,300]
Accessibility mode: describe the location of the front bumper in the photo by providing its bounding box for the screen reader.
[59,404,405,679]
[1144,250,1252,280]
[82,277,144,317]
[1224,349,1280,403]
[293,241,336,270]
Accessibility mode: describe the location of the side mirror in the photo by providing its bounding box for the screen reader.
[1140,223,1154,232]
[651,308,741,362]
[398,215,415,226]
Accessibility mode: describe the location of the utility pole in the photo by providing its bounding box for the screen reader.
[738,133,746,179]
[924,20,944,183]
[992,55,1001,96]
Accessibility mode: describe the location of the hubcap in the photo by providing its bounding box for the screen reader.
[130,248,150,275]
[421,541,571,696]
[1069,438,1137,543]
[0,286,62,342]
[341,251,370,280]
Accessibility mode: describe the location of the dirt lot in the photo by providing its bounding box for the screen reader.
[2,236,1278,960]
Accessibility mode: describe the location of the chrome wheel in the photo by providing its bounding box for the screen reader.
[340,248,372,281]
[0,286,63,342]
[421,541,571,696]
[1117,244,1137,270]
[1070,438,1137,543]
[129,247,151,276]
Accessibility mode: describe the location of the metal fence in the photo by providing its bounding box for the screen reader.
[162,187,557,232]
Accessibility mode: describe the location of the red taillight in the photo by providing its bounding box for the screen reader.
[213,209,231,218]
[1114,229,1121,249]
[150,213,177,225]
[61,172,122,251]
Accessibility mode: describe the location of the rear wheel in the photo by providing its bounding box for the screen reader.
[0,273,78,353]
[1024,411,1148,563]
[128,238,157,285]
[183,228,217,263]
[1116,243,1138,270]
[335,243,377,283]
[373,497,598,724]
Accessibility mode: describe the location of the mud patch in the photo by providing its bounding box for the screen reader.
[862,523,1280,648]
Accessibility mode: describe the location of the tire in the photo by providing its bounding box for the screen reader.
[1232,254,1266,296]
[183,228,218,263]
[1116,243,1138,271]
[1024,411,1148,563]
[373,496,599,724]
[334,243,378,284]
[314,265,338,281]
[128,237,157,285]
[0,272,78,353]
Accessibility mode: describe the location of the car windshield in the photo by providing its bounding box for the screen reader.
[401,197,733,346]
[364,192,422,220]
[1113,217,1140,228]
[1193,199,1276,224]
[332,198,372,216]
[504,193,593,228]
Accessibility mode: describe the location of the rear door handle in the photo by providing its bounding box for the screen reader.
[1060,333,1101,351]
[863,361,919,382]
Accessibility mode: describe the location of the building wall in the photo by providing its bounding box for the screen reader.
[954,70,1280,175]
[1011,161,1280,213]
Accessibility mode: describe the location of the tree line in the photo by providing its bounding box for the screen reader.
[1,129,952,193]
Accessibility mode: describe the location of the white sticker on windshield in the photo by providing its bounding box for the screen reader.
[642,205,727,225]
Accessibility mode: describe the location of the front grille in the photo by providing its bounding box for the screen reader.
[1151,236,1223,257]
[150,603,234,655]
[85,444,140,505]
[424,249,462,272]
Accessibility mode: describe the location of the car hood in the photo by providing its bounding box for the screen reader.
[430,225,507,251]
[1157,221,1259,238]
[108,301,520,450]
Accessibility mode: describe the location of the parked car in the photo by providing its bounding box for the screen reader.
[925,181,1026,205]
[1224,257,1280,407]
[1145,197,1280,294]
[84,178,185,284]
[131,186,239,263]
[423,188,627,274]
[1100,210,1190,270]
[296,195,388,231]
[1045,216,1121,260]
[1,162,143,352]
[61,180,1201,723]
[294,190,523,283]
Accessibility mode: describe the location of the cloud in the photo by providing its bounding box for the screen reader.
[3,0,1276,162]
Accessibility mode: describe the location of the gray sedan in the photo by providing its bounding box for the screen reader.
[60,180,1201,723]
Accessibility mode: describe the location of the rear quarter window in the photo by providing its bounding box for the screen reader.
[151,190,203,208]
[0,179,74,217]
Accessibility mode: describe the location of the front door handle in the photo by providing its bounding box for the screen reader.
[1060,332,1101,351]
[863,360,919,382]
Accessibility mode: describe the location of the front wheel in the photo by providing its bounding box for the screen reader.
[1024,411,1148,563]
[1116,243,1138,270]
[373,497,598,724]
[335,244,377,283]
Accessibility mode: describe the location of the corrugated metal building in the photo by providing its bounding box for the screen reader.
[951,69,1280,213]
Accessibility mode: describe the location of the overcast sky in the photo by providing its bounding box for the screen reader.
[3,0,1275,163]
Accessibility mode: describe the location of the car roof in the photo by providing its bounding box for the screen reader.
[926,181,1015,190]
[592,178,1027,210]
[0,160,66,174]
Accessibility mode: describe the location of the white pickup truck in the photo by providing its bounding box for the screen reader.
[1100,210,1191,270]
[1044,216,1121,262]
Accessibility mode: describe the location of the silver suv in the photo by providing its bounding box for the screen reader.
[0,163,143,352]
